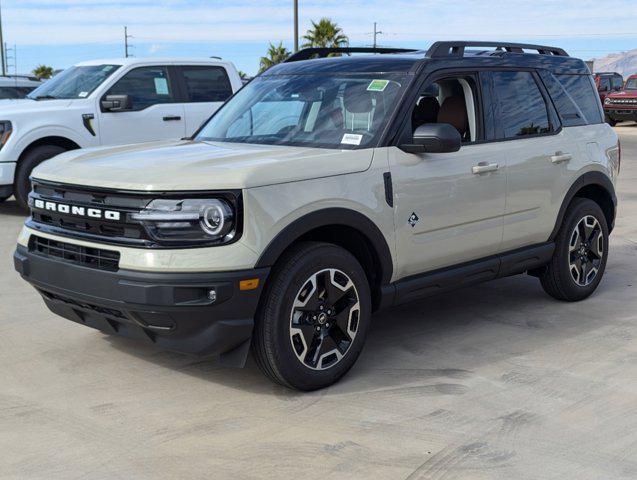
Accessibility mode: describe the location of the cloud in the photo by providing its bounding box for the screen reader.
[148,43,165,54]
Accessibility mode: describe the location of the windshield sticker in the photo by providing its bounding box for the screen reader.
[341,133,363,145]
[367,79,389,92]
[102,65,114,72]
[78,91,89,98]
[154,77,169,95]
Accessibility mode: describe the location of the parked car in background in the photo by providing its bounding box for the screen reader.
[604,74,637,126]
[0,57,242,208]
[0,75,42,99]
[594,72,624,104]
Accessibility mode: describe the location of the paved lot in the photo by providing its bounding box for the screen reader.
[1,125,637,480]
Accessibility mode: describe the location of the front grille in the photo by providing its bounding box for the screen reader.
[29,235,120,272]
[607,98,637,105]
[28,180,150,245]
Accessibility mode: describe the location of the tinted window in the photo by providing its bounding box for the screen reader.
[537,70,585,127]
[598,77,611,91]
[611,76,623,90]
[492,71,551,139]
[556,74,603,124]
[626,78,637,90]
[0,86,36,99]
[181,66,233,102]
[106,66,173,110]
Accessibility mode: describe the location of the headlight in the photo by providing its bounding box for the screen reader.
[604,98,611,105]
[0,121,12,149]
[131,198,236,245]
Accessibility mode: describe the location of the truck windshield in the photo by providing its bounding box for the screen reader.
[625,78,637,90]
[196,73,408,149]
[27,64,120,100]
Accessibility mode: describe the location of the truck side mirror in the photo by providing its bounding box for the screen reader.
[399,123,462,154]
[101,94,132,112]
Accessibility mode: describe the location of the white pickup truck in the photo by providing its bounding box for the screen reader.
[0,57,243,207]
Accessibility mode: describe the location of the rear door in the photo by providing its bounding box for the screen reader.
[97,65,186,145]
[175,65,235,136]
[488,70,574,251]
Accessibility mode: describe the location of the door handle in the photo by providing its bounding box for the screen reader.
[472,162,499,175]
[551,152,572,164]
[163,116,182,121]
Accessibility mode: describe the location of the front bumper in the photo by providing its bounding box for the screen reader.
[604,106,637,121]
[0,161,16,196]
[14,245,269,365]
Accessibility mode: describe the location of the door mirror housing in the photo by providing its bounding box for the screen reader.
[399,123,462,154]
[101,94,132,112]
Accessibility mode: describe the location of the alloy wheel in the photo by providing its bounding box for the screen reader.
[289,268,360,370]
[568,215,603,287]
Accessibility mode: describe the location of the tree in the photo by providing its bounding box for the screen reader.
[302,18,348,49]
[238,70,249,80]
[32,65,54,80]
[259,42,291,73]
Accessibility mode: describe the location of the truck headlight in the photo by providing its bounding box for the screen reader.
[131,198,236,245]
[604,98,611,105]
[0,121,12,149]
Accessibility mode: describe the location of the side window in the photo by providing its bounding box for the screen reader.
[598,77,611,91]
[180,66,233,103]
[556,74,603,124]
[492,71,551,139]
[411,76,479,142]
[106,66,173,111]
[611,76,624,90]
[537,70,585,127]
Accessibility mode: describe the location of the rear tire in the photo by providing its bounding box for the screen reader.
[540,198,609,301]
[252,242,372,391]
[14,145,66,209]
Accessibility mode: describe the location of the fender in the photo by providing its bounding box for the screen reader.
[255,207,394,285]
[549,170,617,240]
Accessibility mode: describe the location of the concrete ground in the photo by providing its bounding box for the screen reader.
[1,125,637,480]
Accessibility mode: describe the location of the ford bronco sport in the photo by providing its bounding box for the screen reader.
[0,57,242,209]
[14,42,620,390]
[604,74,637,126]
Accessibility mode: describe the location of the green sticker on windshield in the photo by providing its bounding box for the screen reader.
[367,79,389,92]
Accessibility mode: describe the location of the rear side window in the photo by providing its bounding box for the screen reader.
[106,66,174,110]
[556,74,603,124]
[180,66,233,102]
[537,70,585,127]
[492,71,551,139]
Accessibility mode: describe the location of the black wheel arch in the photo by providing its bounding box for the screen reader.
[549,171,617,240]
[18,136,81,165]
[255,208,394,309]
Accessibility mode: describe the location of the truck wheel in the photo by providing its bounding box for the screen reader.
[540,198,609,302]
[605,116,617,127]
[14,145,66,209]
[252,242,372,390]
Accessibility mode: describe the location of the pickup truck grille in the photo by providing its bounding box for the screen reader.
[27,180,152,246]
[29,235,121,272]
[606,98,637,105]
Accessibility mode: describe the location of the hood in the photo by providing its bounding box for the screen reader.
[607,89,637,99]
[0,98,75,116]
[32,140,375,191]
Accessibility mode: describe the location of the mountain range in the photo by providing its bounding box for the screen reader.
[593,49,637,76]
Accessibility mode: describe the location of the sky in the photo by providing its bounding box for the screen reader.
[3,0,637,76]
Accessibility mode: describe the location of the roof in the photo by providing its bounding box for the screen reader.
[74,57,234,67]
[265,42,590,76]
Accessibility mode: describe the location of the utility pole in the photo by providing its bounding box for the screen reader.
[0,1,5,76]
[372,22,382,48]
[124,26,133,58]
[293,0,299,52]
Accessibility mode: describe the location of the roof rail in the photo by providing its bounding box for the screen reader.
[426,41,568,58]
[285,47,419,63]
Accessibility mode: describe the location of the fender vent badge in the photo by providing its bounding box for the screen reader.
[408,212,419,227]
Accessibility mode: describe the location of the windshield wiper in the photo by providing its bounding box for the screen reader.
[30,95,58,100]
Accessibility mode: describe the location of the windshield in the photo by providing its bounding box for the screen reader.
[196,73,408,149]
[27,64,120,100]
[626,78,637,90]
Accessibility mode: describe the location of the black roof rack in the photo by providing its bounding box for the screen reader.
[285,47,419,63]
[426,41,568,58]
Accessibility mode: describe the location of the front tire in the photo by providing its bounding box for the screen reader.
[605,115,617,127]
[540,198,609,301]
[252,242,372,390]
[14,145,66,209]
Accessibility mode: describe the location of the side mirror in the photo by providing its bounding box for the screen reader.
[399,123,462,154]
[101,94,132,112]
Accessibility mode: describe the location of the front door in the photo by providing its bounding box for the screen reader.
[97,65,186,146]
[389,73,506,280]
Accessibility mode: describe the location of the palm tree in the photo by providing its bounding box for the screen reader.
[259,42,291,73]
[302,18,348,49]
[32,65,54,80]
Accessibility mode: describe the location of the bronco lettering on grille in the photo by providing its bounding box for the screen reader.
[33,199,122,221]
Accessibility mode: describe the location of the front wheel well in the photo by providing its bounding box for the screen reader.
[18,136,81,163]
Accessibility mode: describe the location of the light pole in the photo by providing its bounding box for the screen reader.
[293,0,298,52]
[0,1,5,76]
